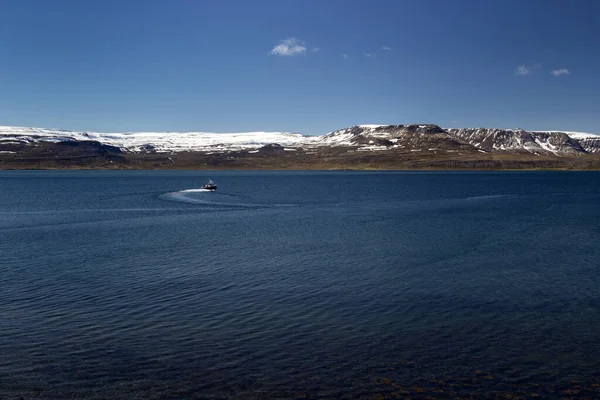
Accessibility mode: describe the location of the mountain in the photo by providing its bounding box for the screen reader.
[551,131,600,154]
[1,124,599,170]
[0,126,314,153]
[2,124,599,155]
[445,128,587,155]
[317,124,475,152]
[318,125,600,157]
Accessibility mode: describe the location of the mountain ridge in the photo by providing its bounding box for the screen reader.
[2,124,598,154]
[2,124,600,170]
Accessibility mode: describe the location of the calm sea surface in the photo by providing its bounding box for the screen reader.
[1,171,599,399]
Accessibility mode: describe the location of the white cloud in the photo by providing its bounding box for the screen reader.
[269,38,307,56]
[311,47,320,52]
[363,52,375,58]
[381,46,391,51]
[551,68,569,76]
[515,65,535,76]
[342,53,348,60]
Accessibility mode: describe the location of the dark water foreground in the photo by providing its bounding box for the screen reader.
[1,171,599,399]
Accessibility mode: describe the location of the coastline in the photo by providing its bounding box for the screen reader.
[2,150,600,171]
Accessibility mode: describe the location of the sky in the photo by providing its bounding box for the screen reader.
[0,0,598,135]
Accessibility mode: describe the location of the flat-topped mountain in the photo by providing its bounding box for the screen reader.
[317,124,473,152]
[445,128,587,155]
[0,126,314,153]
[1,124,599,169]
[1,124,599,155]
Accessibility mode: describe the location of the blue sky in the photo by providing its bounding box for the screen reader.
[0,0,598,135]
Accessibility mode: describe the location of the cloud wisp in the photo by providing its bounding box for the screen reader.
[269,38,307,56]
[515,65,537,76]
[551,68,569,76]
[268,40,395,60]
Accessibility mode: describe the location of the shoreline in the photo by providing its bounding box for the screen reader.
[2,166,600,171]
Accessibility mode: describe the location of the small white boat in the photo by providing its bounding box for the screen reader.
[201,179,217,191]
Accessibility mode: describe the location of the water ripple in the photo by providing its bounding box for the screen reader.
[2,172,600,399]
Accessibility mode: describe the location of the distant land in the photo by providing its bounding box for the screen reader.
[1,124,600,170]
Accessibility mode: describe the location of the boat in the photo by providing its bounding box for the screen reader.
[201,179,217,191]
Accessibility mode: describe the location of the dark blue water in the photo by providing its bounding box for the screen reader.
[1,171,599,399]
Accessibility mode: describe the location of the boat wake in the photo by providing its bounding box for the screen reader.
[180,188,214,193]
[159,189,270,209]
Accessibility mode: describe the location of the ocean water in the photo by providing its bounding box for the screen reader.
[1,171,599,399]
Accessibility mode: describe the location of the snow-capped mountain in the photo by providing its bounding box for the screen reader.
[0,126,317,153]
[1,124,599,156]
[574,137,600,153]
[316,124,475,152]
[318,125,600,156]
[445,128,587,155]
[536,131,600,154]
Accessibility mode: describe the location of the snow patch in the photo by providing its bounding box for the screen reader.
[533,131,599,139]
[358,124,384,129]
[356,145,388,151]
